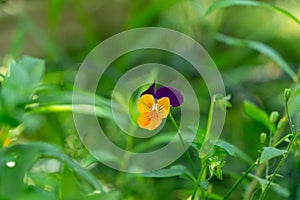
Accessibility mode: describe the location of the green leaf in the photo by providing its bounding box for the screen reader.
[260,147,286,163]
[48,0,65,30]
[2,56,44,103]
[216,140,253,164]
[127,0,181,28]
[133,132,176,152]
[26,169,60,195]
[216,140,235,156]
[248,174,290,197]
[243,101,275,131]
[0,142,104,199]
[86,190,121,200]
[20,186,57,200]
[60,166,79,199]
[28,104,113,120]
[205,0,300,27]
[36,90,110,108]
[271,183,290,198]
[10,18,29,57]
[0,145,38,199]
[30,90,113,120]
[290,85,300,114]
[247,173,268,191]
[0,56,45,126]
[199,180,209,190]
[208,156,224,180]
[17,56,45,88]
[31,142,104,192]
[214,167,223,180]
[298,115,300,131]
[194,139,253,164]
[216,34,297,82]
[141,165,188,178]
[271,184,290,198]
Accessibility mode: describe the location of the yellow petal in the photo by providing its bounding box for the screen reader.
[138,94,154,114]
[157,97,170,118]
[138,110,162,130]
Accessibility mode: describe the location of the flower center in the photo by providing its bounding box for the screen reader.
[151,100,159,112]
[152,104,157,111]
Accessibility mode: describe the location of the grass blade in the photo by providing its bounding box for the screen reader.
[216,33,298,82]
[205,0,300,27]
[27,104,113,120]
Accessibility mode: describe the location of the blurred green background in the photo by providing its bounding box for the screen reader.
[0,0,300,199]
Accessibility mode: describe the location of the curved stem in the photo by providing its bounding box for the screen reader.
[169,112,197,177]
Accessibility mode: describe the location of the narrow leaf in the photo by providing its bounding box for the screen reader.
[141,165,188,178]
[133,132,176,152]
[28,104,113,120]
[0,142,104,194]
[243,101,275,131]
[216,34,297,82]
[60,166,78,199]
[205,0,300,27]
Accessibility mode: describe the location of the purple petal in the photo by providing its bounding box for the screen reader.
[141,82,156,96]
[155,86,184,107]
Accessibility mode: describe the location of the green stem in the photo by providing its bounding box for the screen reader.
[265,127,273,182]
[169,112,197,177]
[223,161,257,200]
[259,99,297,199]
[285,101,295,135]
[190,95,219,199]
[273,134,293,147]
[116,120,137,186]
[204,95,215,142]
[259,131,299,200]
[191,160,207,200]
[243,162,266,200]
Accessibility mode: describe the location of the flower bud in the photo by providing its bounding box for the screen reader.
[277,117,287,129]
[260,132,267,144]
[269,111,279,124]
[284,88,291,102]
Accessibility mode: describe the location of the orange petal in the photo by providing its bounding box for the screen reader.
[157,97,170,118]
[138,111,162,130]
[138,112,151,127]
[138,94,154,114]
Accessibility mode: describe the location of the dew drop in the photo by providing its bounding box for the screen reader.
[6,161,16,168]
